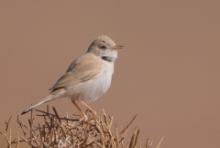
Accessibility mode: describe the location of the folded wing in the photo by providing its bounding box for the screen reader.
[50,53,102,92]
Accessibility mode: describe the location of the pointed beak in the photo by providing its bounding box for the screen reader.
[111,44,124,50]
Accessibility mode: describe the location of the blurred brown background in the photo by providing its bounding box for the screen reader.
[0,0,219,147]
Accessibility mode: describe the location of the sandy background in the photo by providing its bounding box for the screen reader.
[0,0,219,147]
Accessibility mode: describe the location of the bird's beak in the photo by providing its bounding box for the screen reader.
[111,44,124,50]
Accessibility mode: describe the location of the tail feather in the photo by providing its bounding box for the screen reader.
[21,90,66,115]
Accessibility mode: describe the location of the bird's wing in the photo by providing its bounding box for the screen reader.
[50,53,102,92]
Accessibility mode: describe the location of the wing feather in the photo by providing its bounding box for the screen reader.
[50,53,102,92]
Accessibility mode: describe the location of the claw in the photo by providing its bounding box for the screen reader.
[89,109,97,117]
[79,113,88,121]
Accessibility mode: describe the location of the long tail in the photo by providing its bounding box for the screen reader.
[21,89,66,115]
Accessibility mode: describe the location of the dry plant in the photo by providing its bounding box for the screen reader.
[0,106,164,148]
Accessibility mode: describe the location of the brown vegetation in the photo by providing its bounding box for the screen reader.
[0,106,164,148]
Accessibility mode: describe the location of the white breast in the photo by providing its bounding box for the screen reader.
[72,61,114,102]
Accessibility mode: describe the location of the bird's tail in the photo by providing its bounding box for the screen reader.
[21,89,66,115]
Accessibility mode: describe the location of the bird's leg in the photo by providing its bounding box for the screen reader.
[78,99,97,116]
[71,99,88,121]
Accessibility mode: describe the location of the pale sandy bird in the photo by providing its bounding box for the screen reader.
[21,35,123,118]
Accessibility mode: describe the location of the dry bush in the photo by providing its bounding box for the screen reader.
[0,106,164,148]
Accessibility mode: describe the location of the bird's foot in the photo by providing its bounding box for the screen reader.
[79,113,88,122]
[90,109,97,117]
[85,109,97,119]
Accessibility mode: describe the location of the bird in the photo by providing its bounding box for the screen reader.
[21,35,123,119]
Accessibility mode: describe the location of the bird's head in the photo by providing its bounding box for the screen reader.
[87,35,123,62]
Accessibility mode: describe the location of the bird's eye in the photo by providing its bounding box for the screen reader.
[100,45,107,50]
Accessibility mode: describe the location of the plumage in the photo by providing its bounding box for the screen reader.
[66,57,114,102]
[21,35,123,115]
[50,53,103,92]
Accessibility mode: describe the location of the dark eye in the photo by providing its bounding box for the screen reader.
[99,45,107,49]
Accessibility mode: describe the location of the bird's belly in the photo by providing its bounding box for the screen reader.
[69,64,114,101]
